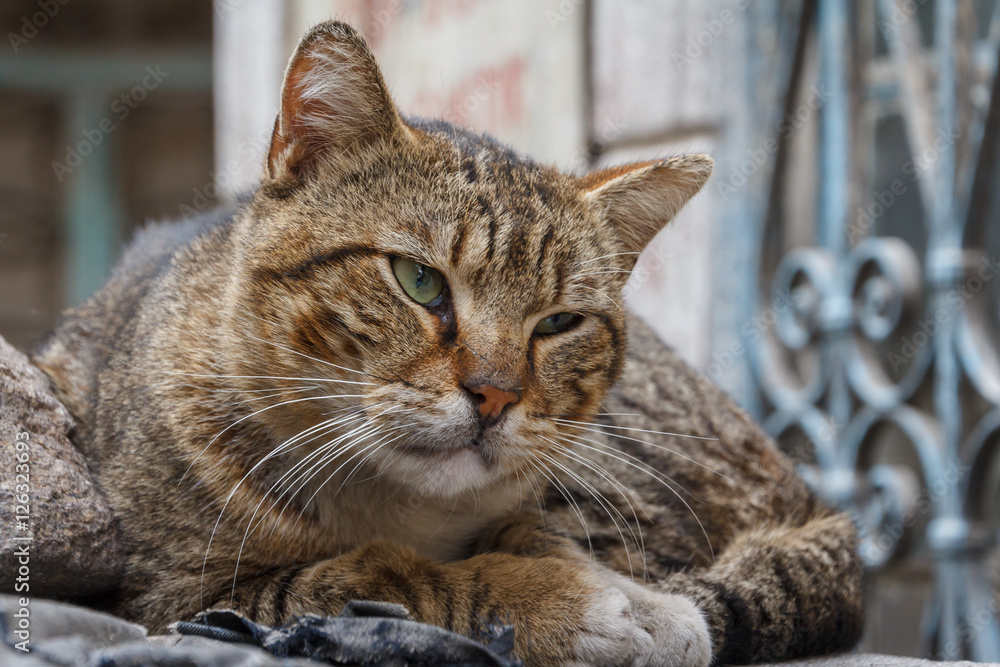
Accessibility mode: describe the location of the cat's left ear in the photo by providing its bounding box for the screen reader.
[579,155,713,265]
[266,21,408,186]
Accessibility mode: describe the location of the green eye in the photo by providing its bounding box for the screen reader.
[534,312,581,335]
[392,257,445,305]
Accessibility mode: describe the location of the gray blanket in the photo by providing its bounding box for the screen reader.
[1,596,994,667]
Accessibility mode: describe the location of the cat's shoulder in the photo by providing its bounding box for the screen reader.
[618,311,765,443]
[32,206,239,414]
[120,205,239,278]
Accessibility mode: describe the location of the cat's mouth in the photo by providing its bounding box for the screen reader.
[399,441,486,461]
[394,430,507,472]
[371,419,514,495]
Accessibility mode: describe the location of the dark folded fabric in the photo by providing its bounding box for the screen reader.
[172,600,522,667]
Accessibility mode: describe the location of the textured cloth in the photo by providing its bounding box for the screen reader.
[2,595,995,666]
[173,600,521,666]
[0,595,520,666]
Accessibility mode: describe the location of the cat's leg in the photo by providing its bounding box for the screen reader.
[223,539,710,667]
[480,514,712,666]
[658,512,864,665]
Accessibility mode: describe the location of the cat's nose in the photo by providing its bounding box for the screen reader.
[465,383,520,426]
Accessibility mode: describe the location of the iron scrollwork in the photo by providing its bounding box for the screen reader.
[748,0,1000,659]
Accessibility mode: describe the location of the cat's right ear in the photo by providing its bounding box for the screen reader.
[265,21,407,187]
[579,155,713,267]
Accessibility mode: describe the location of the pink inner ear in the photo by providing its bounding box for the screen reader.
[576,161,658,192]
[267,57,318,175]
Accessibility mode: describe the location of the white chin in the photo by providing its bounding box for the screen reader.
[391,447,493,497]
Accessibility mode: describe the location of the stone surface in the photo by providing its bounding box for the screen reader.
[0,335,124,599]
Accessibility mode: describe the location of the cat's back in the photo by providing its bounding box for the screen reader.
[32,207,237,431]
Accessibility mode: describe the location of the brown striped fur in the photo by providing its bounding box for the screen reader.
[32,21,862,666]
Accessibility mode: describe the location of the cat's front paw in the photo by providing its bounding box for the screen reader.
[574,578,711,667]
[620,581,712,667]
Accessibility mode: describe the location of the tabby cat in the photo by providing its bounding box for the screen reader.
[33,21,863,666]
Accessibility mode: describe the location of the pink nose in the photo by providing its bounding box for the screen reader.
[466,384,520,422]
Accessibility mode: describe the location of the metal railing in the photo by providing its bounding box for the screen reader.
[745,0,1000,659]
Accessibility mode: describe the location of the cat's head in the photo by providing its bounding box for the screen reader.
[230,22,711,498]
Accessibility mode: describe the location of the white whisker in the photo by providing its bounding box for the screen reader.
[116,358,376,386]
[226,408,412,603]
[262,407,416,536]
[576,251,641,266]
[553,419,730,482]
[525,454,595,561]
[244,333,382,381]
[554,418,717,441]
[554,432,716,564]
[537,443,642,577]
[200,406,377,606]
[575,284,623,311]
[574,269,632,278]
[184,393,368,480]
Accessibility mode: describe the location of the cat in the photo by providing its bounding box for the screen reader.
[32,21,863,666]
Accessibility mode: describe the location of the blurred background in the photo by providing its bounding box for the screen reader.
[1,0,998,660]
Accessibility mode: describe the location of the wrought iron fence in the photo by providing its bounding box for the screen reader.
[743,0,1000,659]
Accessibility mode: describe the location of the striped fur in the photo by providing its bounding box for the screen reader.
[32,21,861,666]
